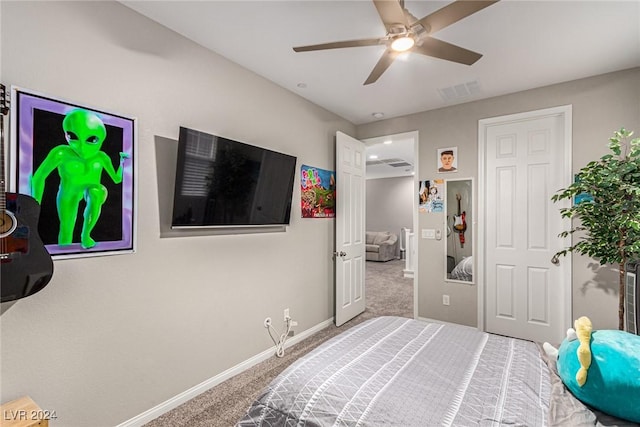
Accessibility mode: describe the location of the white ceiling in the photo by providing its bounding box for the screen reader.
[121,0,639,178]
[121,0,640,126]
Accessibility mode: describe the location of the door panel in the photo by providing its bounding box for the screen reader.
[335,131,366,326]
[482,108,571,343]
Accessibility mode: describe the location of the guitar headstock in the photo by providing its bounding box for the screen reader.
[0,84,8,116]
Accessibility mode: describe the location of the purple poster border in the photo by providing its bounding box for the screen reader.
[12,87,136,258]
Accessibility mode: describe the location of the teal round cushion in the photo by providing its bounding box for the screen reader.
[557,330,640,423]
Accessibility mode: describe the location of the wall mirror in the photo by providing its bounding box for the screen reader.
[445,178,474,284]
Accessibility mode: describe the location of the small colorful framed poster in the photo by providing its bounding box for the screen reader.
[11,87,137,259]
[419,179,444,213]
[301,164,335,218]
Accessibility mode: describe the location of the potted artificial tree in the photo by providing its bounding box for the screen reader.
[552,128,640,330]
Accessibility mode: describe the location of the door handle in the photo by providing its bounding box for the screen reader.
[551,254,560,265]
[333,251,347,258]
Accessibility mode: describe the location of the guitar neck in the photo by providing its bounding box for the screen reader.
[0,84,7,212]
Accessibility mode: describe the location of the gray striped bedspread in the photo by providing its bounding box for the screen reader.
[238,316,550,426]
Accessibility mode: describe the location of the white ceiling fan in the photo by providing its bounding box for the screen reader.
[293,0,500,85]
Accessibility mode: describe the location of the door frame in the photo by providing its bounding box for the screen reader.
[361,130,419,319]
[477,106,572,333]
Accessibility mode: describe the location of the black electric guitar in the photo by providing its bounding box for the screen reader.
[0,84,53,303]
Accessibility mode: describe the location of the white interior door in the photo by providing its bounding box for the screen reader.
[479,106,572,344]
[335,131,366,327]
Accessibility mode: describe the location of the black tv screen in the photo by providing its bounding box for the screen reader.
[171,127,297,228]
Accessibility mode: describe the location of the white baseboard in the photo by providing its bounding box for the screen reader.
[116,317,334,427]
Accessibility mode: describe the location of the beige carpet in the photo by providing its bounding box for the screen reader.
[144,259,413,427]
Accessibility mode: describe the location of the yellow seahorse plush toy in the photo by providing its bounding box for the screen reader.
[574,316,592,387]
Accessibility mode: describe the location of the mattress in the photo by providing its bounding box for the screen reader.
[449,256,473,282]
[238,316,550,426]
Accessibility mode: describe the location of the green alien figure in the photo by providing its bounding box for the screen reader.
[31,109,129,249]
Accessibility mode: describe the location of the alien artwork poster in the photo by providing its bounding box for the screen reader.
[10,87,136,259]
[301,165,335,218]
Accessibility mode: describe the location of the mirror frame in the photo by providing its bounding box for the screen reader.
[444,177,475,285]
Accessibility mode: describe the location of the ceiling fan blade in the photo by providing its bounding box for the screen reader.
[417,0,499,35]
[413,37,482,65]
[373,0,409,31]
[364,49,399,85]
[293,38,384,52]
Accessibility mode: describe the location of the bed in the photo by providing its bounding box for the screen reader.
[449,256,473,282]
[237,316,638,426]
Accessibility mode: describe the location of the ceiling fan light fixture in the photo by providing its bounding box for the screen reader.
[291,0,500,85]
[391,36,415,52]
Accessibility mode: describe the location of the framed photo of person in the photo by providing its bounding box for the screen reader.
[10,86,137,259]
[437,147,458,173]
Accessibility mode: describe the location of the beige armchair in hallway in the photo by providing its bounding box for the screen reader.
[365,231,398,262]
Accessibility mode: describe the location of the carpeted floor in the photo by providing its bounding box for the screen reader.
[144,259,413,427]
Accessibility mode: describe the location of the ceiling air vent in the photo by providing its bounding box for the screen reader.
[389,162,412,167]
[438,80,481,103]
[366,157,405,166]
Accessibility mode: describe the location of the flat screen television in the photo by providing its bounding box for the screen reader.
[171,127,297,228]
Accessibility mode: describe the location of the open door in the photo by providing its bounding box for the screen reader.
[335,131,366,326]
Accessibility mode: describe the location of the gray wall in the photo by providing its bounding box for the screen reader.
[366,176,413,257]
[0,2,355,426]
[358,67,640,329]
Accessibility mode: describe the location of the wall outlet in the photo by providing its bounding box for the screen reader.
[442,295,450,306]
[284,308,290,321]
